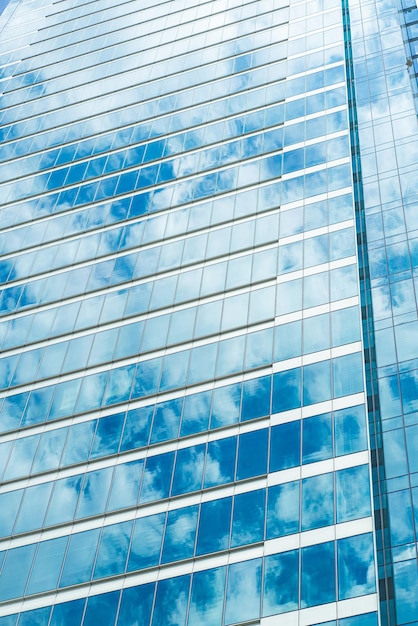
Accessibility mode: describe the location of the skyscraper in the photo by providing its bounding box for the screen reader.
[0,0,417,624]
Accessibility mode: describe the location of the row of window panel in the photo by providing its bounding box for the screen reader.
[3,0,251,80]
[25,0,283,67]
[0,199,355,318]
[4,158,351,248]
[9,17,337,118]
[44,0,326,50]
[0,411,368,538]
[0,0,334,78]
[0,301,361,391]
[0,327,365,432]
[42,0,170,31]
[0,256,358,355]
[3,121,349,214]
[0,467,372,601]
[0,57,346,171]
[0,91,345,222]
[0,366,366,479]
[1,82,347,219]
[0,0,267,77]
[29,17,341,102]
[9,1,283,92]
[1,15,290,112]
[2,206,281,283]
[6,41,298,139]
[1,134,349,272]
[0,133,349,259]
[8,0,341,79]
[0,539,376,626]
[1,118,347,224]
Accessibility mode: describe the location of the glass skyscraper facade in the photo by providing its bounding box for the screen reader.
[0,0,416,624]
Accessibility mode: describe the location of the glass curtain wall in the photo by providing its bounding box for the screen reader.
[0,0,403,624]
[347,0,418,623]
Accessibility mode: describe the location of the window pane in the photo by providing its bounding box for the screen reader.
[338,534,376,600]
[225,558,262,625]
[188,567,226,626]
[301,542,336,608]
[93,520,133,579]
[117,584,155,626]
[128,513,165,571]
[196,497,232,556]
[83,591,120,626]
[231,489,265,548]
[161,506,198,563]
[152,575,190,626]
[302,473,334,531]
[267,481,300,538]
[263,550,299,616]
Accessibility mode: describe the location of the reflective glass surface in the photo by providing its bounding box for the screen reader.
[0,0,385,623]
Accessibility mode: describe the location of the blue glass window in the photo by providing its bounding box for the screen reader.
[128,513,164,571]
[231,489,265,547]
[120,406,153,451]
[117,584,155,626]
[204,437,236,488]
[333,353,364,398]
[150,398,182,443]
[18,607,51,626]
[272,368,301,413]
[26,536,67,595]
[152,575,190,626]
[161,505,198,563]
[188,567,226,626]
[336,465,371,523]
[0,544,36,601]
[267,481,300,538]
[302,412,333,464]
[140,452,174,503]
[196,497,232,556]
[338,534,376,600]
[263,550,299,616]
[301,542,336,608]
[93,520,132,579]
[225,558,262,625]
[49,599,85,626]
[334,405,367,456]
[180,391,210,436]
[83,591,120,626]
[211,383,241,428]
[172,444,205,496]
[241,376,271,421]
[59,528,100,587]
[302,473,334,530]
[303,360,331,405]
[270,421,301,471]
[90,412,124,459]
[14,481,52,534]
[236,429,268,480]
[46,475,82,526]
[107,458,143,512]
